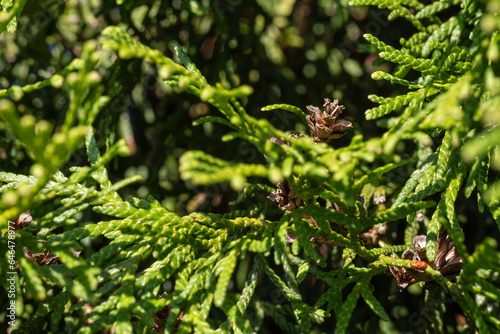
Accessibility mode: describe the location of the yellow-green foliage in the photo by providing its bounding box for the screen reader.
[1,0,500,333]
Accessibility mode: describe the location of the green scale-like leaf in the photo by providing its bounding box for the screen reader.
[416,0,461,19]
[235,260,261,315]
[422,16,460,57]
[261,103,308,125]
[433,131,453,184]
[387,7,424,30]
[393,152,436,206]
[0,171,37,191]
[135,245,191,294]
[426,165,465,261]
[400,31,430,49]
[371,70,422,88]
[363,33,397,54]
[334,283,361,334]
[370,200,436,225]
[365,89,438,120]
[360,283,389,321]
[379,50,438,73]
[294,215,327,267]
[214,249,238,308]
[404,212,420,246]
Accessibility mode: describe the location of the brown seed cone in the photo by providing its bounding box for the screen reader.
[390,230,464,291]
[389,251,418,291]
[23,247,61,266]
[433,230,464,280]
[268,182,302,211]
[306,98,353,142]
[20,242,80,268]
[12,211,33,230]
[409,230,463,281]
[360,223,387,245]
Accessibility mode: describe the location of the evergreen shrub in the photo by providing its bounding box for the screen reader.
[1,0,500,333]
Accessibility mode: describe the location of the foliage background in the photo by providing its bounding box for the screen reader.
[1,0,406,211]
[0,0,499,333]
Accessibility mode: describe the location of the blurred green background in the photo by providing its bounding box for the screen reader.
[1,1,484,332]
[1,0,411,215]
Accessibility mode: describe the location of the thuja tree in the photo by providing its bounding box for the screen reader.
[1,1,500,333]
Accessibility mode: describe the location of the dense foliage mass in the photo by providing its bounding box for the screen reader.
[1,0,500,333]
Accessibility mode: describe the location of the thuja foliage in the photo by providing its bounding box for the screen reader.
[1,0,500,333]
